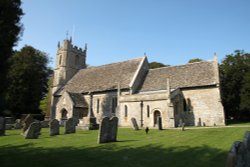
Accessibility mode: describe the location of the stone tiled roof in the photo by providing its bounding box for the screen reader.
[62,57,143,93]
[140,61,217,92]
[68,92,88,108]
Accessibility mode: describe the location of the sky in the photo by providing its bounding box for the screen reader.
[16,0,250,67]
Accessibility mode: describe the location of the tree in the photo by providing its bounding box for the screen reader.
[0,0,23,113]
[188,58,203,63]
[149,62,168,69]
[220,50,250,120]
[240,71,250,116]
[39,76,53,115]
[5,46,50,116]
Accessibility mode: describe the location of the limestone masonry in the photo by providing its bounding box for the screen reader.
[50,39,225,129]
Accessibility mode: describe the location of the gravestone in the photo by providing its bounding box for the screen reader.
[14,119,22,129]
[50,119,60,136]
[157,116,162,130]
[98,116,119,144]
[0,117,6,136]
[131,117,139,130]
[226,131,250,167]
[64,118,76,134]
[24,122,41,139]
[109,117,118,142]
[22,114,34,133]
[98,117,109,143]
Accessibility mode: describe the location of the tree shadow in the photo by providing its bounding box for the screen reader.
[0,143,227,167]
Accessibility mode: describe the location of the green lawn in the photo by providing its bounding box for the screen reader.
[0,127,249,167]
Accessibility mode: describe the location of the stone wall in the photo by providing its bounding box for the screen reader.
[181,86,225,126]
[118,91,174,128]
[55,92,74,121]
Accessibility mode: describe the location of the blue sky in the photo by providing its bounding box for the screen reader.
[17,0,250,67]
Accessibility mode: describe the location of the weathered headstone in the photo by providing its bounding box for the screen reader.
[98,117,109,143]
[14,122,22,129]
[64,118,76,134]
[0,117,6,136]
[98,116,119,144]
[131,117,139,130]
[157,116,162,130]
[22,114,34,133]
[243,131,250,166]
[109,117,118,142]
[14,119,22,129]
[226,131,250,167]
[50,119,59,136]
[24,122,41,139]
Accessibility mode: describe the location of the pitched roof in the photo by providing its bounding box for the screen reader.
[61,57,143,94]
[140,61,217,92]
[68,92,88,108]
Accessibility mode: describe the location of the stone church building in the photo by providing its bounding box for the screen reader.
[50,39,225,129]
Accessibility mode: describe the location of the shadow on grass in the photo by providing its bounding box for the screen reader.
[0,143,227,167]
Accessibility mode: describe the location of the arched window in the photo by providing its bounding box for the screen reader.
[124,105,128,117]
[97,99,100,113]
[147,105,150,117]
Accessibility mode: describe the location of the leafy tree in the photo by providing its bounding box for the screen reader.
[5,46,51,116]
[39,76,53,115]
[0,0,23,113]
[220,50,250,120]
[149,61,168,69]
[240,71,250,116]
[188,58,203,63]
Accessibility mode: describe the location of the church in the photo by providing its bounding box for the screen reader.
[50,39,225,129]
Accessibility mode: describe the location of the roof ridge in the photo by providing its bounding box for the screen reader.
[148,60,213,71]
[84,56,145,70]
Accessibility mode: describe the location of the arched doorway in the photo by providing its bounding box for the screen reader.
[154,110,161,126]
[61,108,68,126]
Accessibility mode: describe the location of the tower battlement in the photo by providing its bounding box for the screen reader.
[57,39,86,54]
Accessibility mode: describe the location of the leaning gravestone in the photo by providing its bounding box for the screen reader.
[0,117,6,136]
[50,119,59,136]
[24,122,41,139]
[157,116,163,130]
[131,117,139,130]
[22,114,34,133]
[64,118,76,134]
[98,116,119,144]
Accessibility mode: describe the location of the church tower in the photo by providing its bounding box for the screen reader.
[50,38,87,119]
[53,38,86,88]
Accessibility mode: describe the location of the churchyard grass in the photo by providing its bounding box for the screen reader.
[0,127,249,167]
